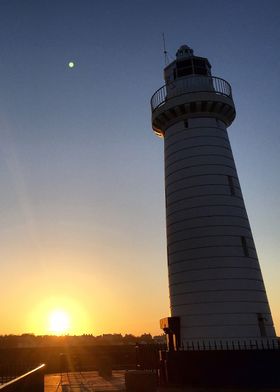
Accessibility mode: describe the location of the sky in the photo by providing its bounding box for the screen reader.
[0,0,279,336]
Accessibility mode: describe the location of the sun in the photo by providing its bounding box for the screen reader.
[48,310,70,335]
[27,297,90,335]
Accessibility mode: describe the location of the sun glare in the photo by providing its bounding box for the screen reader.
[48,310,70,335]
[27,296,90,335]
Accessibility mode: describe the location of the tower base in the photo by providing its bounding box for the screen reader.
[159,349,280,388]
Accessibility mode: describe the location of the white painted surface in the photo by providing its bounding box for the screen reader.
[152,46,277,347]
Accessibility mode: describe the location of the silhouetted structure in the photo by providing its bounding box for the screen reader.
[0,364,45,392]
[151,44,280,387]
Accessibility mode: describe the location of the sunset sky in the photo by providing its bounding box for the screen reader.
[0,0,279,336]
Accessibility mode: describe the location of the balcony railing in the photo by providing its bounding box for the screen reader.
[151,75,232,112]
[0,364,45,392]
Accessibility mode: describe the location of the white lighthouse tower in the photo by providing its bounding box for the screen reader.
[151,44,276,350]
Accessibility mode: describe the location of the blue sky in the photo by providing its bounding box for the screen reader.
[0,0,279,335]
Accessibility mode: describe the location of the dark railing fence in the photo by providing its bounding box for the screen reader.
[182,338,280,351]
[0,340,278,384]
[136,344,166,371]
[136,340,280,371]
[0,364,45,392]
[151,75,232,112]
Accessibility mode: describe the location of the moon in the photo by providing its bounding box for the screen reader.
[68,61,75,68]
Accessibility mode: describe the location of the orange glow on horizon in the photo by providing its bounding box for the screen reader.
[26,296,90,335]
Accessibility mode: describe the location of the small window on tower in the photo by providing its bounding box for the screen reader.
[241,236,249,257]
[257,313,267,337]
[184,120,189,128]
[227,176,235,195]
[167,245,170,265]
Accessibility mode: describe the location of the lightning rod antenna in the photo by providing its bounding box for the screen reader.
[162,33,168,66]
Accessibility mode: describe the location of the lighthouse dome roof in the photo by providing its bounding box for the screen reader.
[176,44,194,59]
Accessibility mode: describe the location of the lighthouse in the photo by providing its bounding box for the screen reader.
[151,44,277,351]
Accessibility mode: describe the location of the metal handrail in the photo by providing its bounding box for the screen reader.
[0,364,45,391]
[182,338,280,351]
[151,75,232,112]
